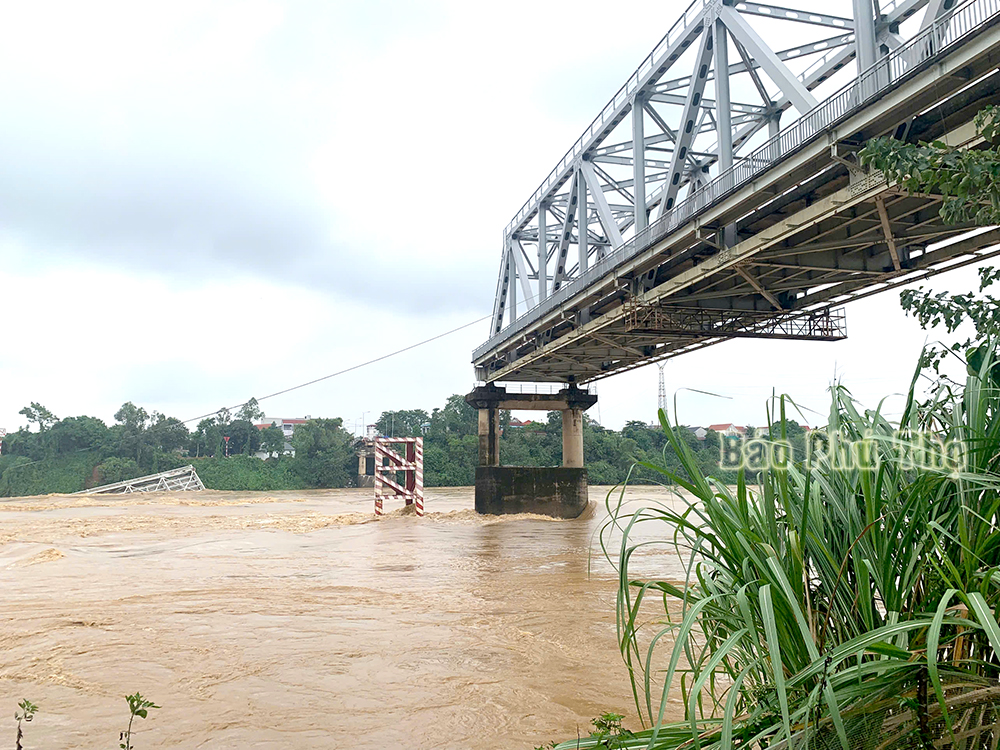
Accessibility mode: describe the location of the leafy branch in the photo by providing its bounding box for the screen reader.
[13,700,37,750]
[119,693,159,750]
[860,105,1000,377]
[859,105,1000,225]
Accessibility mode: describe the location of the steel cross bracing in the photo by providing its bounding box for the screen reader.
[476,0,1000,384]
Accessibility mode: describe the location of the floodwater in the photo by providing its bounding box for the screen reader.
[0,485,690,749]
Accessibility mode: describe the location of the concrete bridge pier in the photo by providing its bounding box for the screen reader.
[465,383,597,518]
[562,408,584,468]
[478,405,500,466]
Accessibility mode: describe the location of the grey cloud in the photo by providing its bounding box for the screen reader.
[0,133,493,313]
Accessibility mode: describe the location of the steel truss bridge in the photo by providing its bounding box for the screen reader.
[474,0,1000,384]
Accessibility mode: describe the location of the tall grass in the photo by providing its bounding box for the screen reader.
[569,352,1000,749]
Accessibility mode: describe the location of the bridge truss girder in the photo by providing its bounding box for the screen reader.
[488,0,939,338]
[476,5,1000,382]
[478,0,1000,384]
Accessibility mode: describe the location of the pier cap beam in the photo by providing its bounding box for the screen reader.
[465,383,598,413]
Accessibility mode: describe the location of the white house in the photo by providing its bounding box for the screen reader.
[254,417,311,457]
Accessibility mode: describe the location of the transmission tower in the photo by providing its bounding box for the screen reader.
[657,363,667,417]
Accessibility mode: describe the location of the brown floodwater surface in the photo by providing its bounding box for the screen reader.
[0,486,688,749]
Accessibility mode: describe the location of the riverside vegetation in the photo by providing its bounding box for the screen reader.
[537,280,1000,748]
[0,395,763,497]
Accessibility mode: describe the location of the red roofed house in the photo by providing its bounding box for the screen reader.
[708,423,747,438]
[255,417,310,438]
[254,417,311,457]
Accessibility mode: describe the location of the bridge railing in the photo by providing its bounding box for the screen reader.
[475,0,1000,363]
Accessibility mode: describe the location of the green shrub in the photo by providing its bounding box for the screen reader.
[562,349,1000,749]
[193,455,300,491]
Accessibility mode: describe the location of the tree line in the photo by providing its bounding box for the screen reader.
[0,393,803,496]
[0,398,359,496]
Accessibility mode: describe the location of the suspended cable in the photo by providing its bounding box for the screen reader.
[181,314,490,425]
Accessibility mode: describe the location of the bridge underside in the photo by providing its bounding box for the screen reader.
[475,17,1000,383]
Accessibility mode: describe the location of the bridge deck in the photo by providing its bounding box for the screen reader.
[474,0,1000,384]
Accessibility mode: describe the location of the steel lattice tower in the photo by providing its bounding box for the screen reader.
[657,363,667,417]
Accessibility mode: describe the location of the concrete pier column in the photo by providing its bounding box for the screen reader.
[562,408,584,468]
[466,383,595,518]
[478,406,500,467]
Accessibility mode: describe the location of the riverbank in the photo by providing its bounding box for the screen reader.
[1,485,687,749]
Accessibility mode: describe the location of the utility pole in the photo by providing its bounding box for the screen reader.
[657,363,667,418]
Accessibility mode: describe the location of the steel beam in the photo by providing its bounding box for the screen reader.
[647,91,768,113]
[735,266,784,309]
[719,5,819,115]
[491,249,511,335]
[632,96,647,233]
[853,0,879,70]
[553,171,579,291]
[503,2,709,241]
[580,160,624,248]
[875,197,903,271]
[733,3,854,30]
[577,170,589,274]
[921,0,959,29]
[656,27,715,219]
[508,245,518,324]
[654,34,857,93]
[715,18,734,175]
[538,204,547,302]
[509,238,536,310]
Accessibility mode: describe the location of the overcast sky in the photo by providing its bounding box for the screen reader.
[0,0,987,436]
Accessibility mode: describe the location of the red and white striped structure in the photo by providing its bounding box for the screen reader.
[373,437,424,516]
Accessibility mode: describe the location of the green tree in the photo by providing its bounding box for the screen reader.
[48,416,108,454]
[260,424,285,458]
[189,418,221,458]
[237,397,265,424]
[860,105,1000,226]
[113,402,150,464]
[223,419,261,456]
[146,413,188,454]
[291,418,356,487]
[375,409,430,437]
[0,428,44,461]
[433,395,478,437]
[861,111,1000,381]
[18,402,57,432]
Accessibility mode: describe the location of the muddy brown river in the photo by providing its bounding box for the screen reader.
[0,486,688,748]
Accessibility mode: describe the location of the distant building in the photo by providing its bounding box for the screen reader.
[254,417,311,457]
[708,423,747,438]
[255,417,309,437]
[508,418,534,428]
[689,426,709,441]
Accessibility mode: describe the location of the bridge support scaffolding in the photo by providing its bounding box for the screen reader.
[466,384,597,518]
